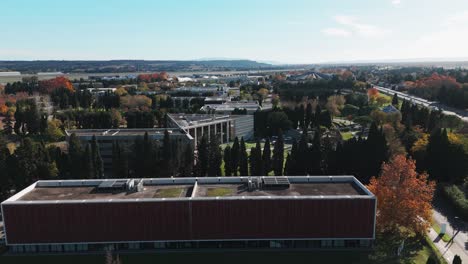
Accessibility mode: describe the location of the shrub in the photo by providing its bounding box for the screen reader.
[442,184,468,220]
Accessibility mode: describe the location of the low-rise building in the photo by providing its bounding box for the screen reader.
[1,176,376,253]
[167,113,254,145]
[65,128,193,170]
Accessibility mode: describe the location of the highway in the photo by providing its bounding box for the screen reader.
[373,85,468,123]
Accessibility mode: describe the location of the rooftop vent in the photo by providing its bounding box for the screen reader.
[97,179,139,192]
[262,177,290,189]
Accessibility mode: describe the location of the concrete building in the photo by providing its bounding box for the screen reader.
[201,101,272,114]
[1,176,376,253]
[65,128,193,170]
[167,114,254,145]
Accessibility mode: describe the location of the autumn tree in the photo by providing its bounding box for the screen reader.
[367,155,435,237]
[367,87,380,104]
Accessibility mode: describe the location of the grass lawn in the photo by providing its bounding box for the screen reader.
[153,188,184,198]
[206,187,234,197]
[341,131,354,141]
[431,222,451,243]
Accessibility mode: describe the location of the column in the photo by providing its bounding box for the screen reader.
[220,122,224,144]
[194,127,197,147]
[227,121,230,142]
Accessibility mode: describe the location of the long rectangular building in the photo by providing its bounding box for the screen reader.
[167,113,254,145]
[65,128,194,170]
[1,176,376,253]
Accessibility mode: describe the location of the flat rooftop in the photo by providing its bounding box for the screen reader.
[168,113,241,127]
[65,128,188,138]
[4,176,374,203]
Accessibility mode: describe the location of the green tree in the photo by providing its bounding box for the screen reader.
[392,93,399,107]
[180,144,193,177]
[68,133,84,179]
[224,145,233,176]
[91,135,104,178]
[453,255,462,264]
[196,135,209,176]
[3,114,13,135]
[273,132,284,176]
[162,130,173,177]
[262,138,272,174]
[0,136,11,199]
[239,137,248,176]
[250,141,263,176]
[231,137,240,176]
[208,133,222,176]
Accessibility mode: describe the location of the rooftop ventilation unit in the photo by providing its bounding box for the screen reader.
[262,177,290,189]
[97,179,139,192]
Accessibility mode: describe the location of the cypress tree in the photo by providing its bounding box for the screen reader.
[162,130,172,177]
[273,132,284,176]
[91,135,104,178]
[197,135,209,176]
[180,144,193,177]
[392,93,399,107]
[289,140,298,175]
[305,103,313,129]
[284,153,292,176]
[207,133,222,176]
[83,143,94,179]
[298,104,305,129]
[68,133,84,179]
[297,133,309,174]
[239,137,248,176]
[231,137,240,176]
[310,130,322,175]
[250,141,263,176]
[3,114,13,135]
[224,145,233,176]
[314,104,322,128]
[262,138,272,175]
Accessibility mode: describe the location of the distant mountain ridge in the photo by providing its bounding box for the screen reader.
[0,60,276,74]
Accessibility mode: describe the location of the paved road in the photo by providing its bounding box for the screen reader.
[431,195,468,262]
[373,85,468,123]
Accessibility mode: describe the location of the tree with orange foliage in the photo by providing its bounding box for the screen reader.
[38,76,74,93]
[367,87,380,103]
[367,155,435,236]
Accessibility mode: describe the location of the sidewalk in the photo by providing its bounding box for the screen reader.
[428,227,467,263]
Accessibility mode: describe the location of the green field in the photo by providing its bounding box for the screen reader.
[206,187,234,197]
[153,188,185,198]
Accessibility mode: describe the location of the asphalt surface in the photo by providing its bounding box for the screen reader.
[432,194,468,262]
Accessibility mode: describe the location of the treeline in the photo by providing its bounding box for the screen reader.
[56,109,121,129]
[254,106,333,137]
[196,123,388,184]
[50,88,94,109]
[276,77,360,101]
[409,85,468,110]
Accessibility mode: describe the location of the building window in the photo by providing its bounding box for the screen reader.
[128,243,140,250]
[321,240,333,248]
[154,242,165,249]
[334,240,345,248]
[64,244,76,252]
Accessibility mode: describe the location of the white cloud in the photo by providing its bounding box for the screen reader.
[401,10,468,59]
[330,15,389,38]
[391,0,401,6]
[445,10,468,26]
[321,28,352,37]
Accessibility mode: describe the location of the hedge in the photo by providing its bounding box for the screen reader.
[441,184,468,220]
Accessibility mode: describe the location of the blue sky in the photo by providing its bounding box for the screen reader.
[1,0,468,63]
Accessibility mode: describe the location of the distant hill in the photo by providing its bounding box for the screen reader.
[0,60,276,74]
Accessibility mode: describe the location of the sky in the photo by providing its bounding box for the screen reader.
[1,0,468,64]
